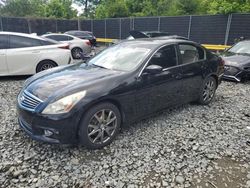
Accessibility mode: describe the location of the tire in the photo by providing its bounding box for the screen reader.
[36,60,57,73]
[71,47,83,59]
[78,102,121,149]
[198,76,217,105]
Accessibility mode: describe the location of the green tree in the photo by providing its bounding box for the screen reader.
[45,0,77,19]
[0,0,77,18]
[96,0,129,18]
[206,0,250,14]
[0,0,42,17]
[74,0,101,18]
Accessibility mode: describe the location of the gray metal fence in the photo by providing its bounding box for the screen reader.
[0,14,250,45]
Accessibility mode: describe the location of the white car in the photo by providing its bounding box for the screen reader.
[42,33,92,59]
[0,32,71,76]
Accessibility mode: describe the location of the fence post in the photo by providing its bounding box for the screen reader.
[91,19,93,32]
[119,18,122,40]
[158,17,161,31]
[224,14,232,45]
[104,19,107,39]
[27,19,31,33]
[55,19,58,33]
[78,17,81,30]
[129,17,132,30]
[0,17,3,31]
[188,15,192,39]
[132,17,135,30]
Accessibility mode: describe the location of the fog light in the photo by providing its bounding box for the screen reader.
[44,130,53,137]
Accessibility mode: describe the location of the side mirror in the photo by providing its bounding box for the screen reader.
[144,65,163,75]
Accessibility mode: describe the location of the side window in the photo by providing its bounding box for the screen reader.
[9,35,42,49]
[68,36,74,41]
[40,39,56,45]
[179,44,205,64]
[77,32,91,37]
[47,35,68,41]
[0,35,8,49]
[46,35,57,40]
[148,45,177,69]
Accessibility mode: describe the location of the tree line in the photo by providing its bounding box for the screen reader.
[0,0,250,19]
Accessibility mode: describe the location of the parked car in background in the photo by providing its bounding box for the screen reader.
[222,40,250,82]
[127,30,188,40]
[65,30,97,46]
[127,30,171,40]
[17,38,224,149]
[42,33,92,59]
[0,32,71,76]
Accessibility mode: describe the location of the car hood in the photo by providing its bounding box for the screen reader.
[26,63,124,101]
[222,53,250,66]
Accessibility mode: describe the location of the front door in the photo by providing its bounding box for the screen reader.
[135,44,183,118]
[0,34,9,75]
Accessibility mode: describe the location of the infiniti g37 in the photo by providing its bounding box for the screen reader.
[17,39,224,149]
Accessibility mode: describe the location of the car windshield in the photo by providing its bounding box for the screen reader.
[228,41,250,55]
[86,43,151,71]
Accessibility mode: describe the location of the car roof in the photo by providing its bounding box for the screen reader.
[120,38,198,49]
[0,31,44,40]
[144,31,169,34]
[66,30,92,34]
[42,33,77,38]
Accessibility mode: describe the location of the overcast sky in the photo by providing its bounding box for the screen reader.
[72,3,84,16]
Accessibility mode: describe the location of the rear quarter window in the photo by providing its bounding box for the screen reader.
[0,34,9,49]
[9,35,42,49]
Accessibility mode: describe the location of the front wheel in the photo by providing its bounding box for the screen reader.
[198,76,217,105]
[78,103,121,149]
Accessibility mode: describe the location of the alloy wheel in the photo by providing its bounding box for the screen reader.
[202,79,215,102]
[72,48,82,59]
[41,63,54,71]
[87,109,117,144]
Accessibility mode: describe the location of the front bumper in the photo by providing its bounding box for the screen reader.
[17,105,80,144]
[222,65,248,82]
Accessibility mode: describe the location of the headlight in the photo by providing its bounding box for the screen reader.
[42,91,86,114]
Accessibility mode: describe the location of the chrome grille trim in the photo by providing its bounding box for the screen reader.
[19,90,43,111]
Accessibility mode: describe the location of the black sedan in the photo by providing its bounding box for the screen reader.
[17,39,224,149]
[222,40,250,82]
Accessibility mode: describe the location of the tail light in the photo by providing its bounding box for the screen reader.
[85,41,91,46]
[58,44,70,50]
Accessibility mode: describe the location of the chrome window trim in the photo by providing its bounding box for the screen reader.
[138,43,207,77]
[138,43,179,77]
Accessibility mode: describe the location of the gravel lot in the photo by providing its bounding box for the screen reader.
[0,76,250,188]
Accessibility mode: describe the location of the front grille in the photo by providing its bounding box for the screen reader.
[19,90,43,111]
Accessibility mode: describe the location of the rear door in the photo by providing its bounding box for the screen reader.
[177,43,206,102]
[0,34,9,75]
[6,35,43,75]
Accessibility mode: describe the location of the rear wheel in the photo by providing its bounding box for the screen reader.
[36,60,57,73]
[198,76,217,105]
[78,103,121,149]
[71,47,83,59]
